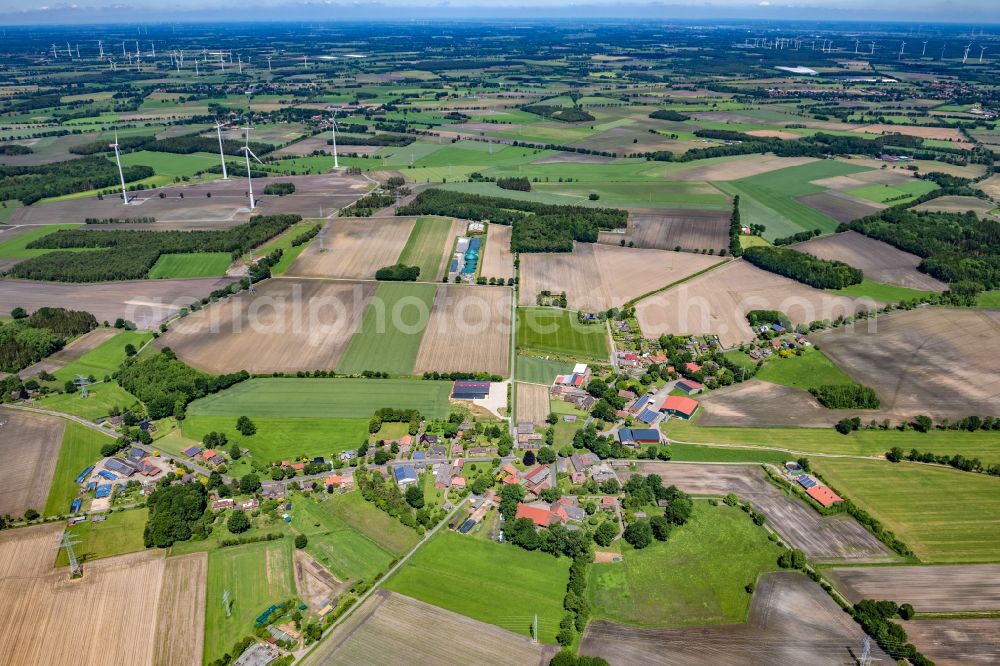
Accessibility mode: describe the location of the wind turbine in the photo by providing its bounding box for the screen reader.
[921,41,928,56]
[240,127,263,210]
[266,55,272,71]
[870,41,876,55]
[98,40,104,59]
[51,43,58,58]
[237,54,243,74]
[854,39,860,55]
[110,130,129,204]
[302,54,308,68]
[963,43,971,64]
[330,114,340,169]
[214,122,229,180]
[898,41,906,59]
[941,43,947,59]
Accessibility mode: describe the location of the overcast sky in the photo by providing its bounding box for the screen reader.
[0,1,993,24]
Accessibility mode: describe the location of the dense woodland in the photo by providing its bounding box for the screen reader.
[69,132,273,157]
[399,188,627,252]
[743,246,864,289]
[0,156,153,205]
[0,307,97,372]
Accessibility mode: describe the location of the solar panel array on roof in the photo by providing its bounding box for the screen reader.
[86,481,97,492]
[94,484,112,499]
[97,470,118,481]
[637,408,659,424]
[70,498,82,513]
[797,474,817,489]
[458,519,476,534]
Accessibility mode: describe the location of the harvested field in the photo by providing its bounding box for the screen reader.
[812,169,914,189]
[160,278,375,374]
[0,277,236,329]
[854,123,968,142]
[412,284,511,376]
[519,243,723,312]
[745,129,799,139]
[0,524,166,666]
[671,155,817,181]
[635,260,875,348]
[18,327,118,378]
[294,548,344,609]
[905,619,1000,666]
[796,191,884,223]
[302,590,553,666]
[581,572,889,666]
[793,230,947,291]
[286,217,415,279]
[980,174,1000,202]
[814,308,1000,419]
[516,382,550,426]
[152,553,207,666]
[913,195,996,216]
[634,462,894,563]
[480,224,515,280]
[532,151,613,164]
[0,408,64,517]
[697,380,837,427]
[623,209,730,252]
[825,565,1000,612]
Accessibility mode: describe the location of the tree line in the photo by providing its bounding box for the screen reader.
[742,246,863,289]
[69,131,274,157]
[0,156,153,205]
[0,307,97,373]
[810,384,881,409]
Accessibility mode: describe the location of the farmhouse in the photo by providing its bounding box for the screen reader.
[554,363,592,389]
[452,380,491,400]
[661,395,699,420]
[515,501,568,527]
[617,428,661,447]
[182,445,203,457]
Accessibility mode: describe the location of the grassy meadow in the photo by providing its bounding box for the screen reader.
[43,421,109,516]
[516,308,610,360]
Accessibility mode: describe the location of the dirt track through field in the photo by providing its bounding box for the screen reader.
[793,230,947,291]
[160,278,376,374]
[634,462,893,563]
[152,553,207,666]
[516,382,550,426]
[0,525,167,666]
[634,259,876,348]
[18,327,119,378]
[303,590,553,666]
[905,619,1000,666]
[581,572,890,666]
[519,243,722,312]
[480,224,515,280]
[413,285,511,376]
[286,217,415,279]
[814,308,1000,419]
[0,408,64,517]
[0,277,237,329]
[625,209,730,252]
[825,564,1000,612]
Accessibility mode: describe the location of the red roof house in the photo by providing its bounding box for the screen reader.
[515,503,552,527]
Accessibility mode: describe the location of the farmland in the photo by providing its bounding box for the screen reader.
[753,347,856,392]
[515,381,550,426]
[153,553,208,666]
[285,217,415,279]
[385,531,570,643]
[51,329,152,382]
[43,420,110,516]
[515,354,576,385]
[55,507,148,566]
[905,619,1000,666]
[516,307,610,360]
[825,564,1000,611]
[33,380,140,421]
[621,208,731,252]
[323,491,420,555]
[181,414,368,460]
[478,223,515,280]
[811,458,1000,563]
[396,216,461,281]
[412,284,512,376]
[146,252,232,279]
[589,502,783,627]
[0,408,63,517]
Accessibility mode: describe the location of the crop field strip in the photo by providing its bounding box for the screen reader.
[412,284,512,376]
[824,564,1000,612]
[904,619,1000,666]
[43,420,109,516]
[0,408,64,517]
[17,326,118,378]
[478,223,515,280]
[621,208,731,252]
[146,251,233,279]
[515,381,550,426]
[152,553,207,666]
[395,216,461,281]
[284,216,416,279]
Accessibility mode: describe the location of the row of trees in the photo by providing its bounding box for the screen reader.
[69,131,273,158]
[0,156,153,205]
[742,246,864,289]
[887,446,1000,476]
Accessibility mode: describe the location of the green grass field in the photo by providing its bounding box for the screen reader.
[35,380,141,421]
[324,491,420,554]
[53,330,152,382]
[515,355,576,385]
[118,150,218,178]
[754,348,855,392]
[516,308,610,360]
[291,496,396,581]
[205,539,297,664]
[188,377,453,419]
[812,458,1000,563]
[253,219,321,275]
[181,415,368,462]
[396,216,453,280]
[976,290,1000,308]
[55,508,148,566]
[589,502,783,626]
[385,531,570,643]
[147,252,232,279]
[337,282,437,375]
[44,421,109,516]
[0,224,81,259]
[847,179,937,204]
[828,279,939,303]
[666,443,793,465]
[664,419,1000,466]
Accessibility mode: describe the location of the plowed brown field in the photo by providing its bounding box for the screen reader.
[0,408,64,517]
[286,217,415,279]
[413,284,511,376]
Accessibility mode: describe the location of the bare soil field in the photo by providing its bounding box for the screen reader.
[516,382,550,426]
[152,553,207,666]
[792,230,947,291]
[980,174,1000,202]
[581,572,889,666]
[746,129,800,139]
[812,170,913,189]
[854,123,968,143]
[671,155,817,181]
[294,549,344,610]
[697,380,838,427]
[532,151,614,164]
[286,217,415,279]
[479,224,515,280]
[905,619,1000,666]
[0,408,64,517]
[796,191,885,223]
[19,327,119,378]
[519,243,723,312]
[814,308,1000,419]
[913,195,996,217]
[635,260,876,348]
[302,590,553,666]
[624,209,730,252]
[634,462,893,563]
[0,524,167,666]
[825,565,1000,611]
[160,278,376,374]
[273,136,382,157]
[0,276,237,329]
[413,284,511,376]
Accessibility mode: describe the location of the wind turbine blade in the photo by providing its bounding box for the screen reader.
[247,148,263,164]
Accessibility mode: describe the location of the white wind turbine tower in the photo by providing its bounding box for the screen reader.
[898,41,906,59]
[302,54,308,68]
[237,54,243,74]
[962,43,971,64]
[870,41,876,55]
[195,59,200,76]
[110,130,129,204]
[240,127,264,210]
[921,41,928,57]
[150,42,155,58]
[75,45,80,58]
[330,113,340,169]
[98,40,104,59]
[51,43,58,58]
[122,41,127,58]
[214,121,229,180]
[266,55,272,72]
[980,46,987,63]
[854,39,860,55]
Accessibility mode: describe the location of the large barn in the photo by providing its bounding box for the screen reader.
[660,395,699,420]
[451,380,491,400]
